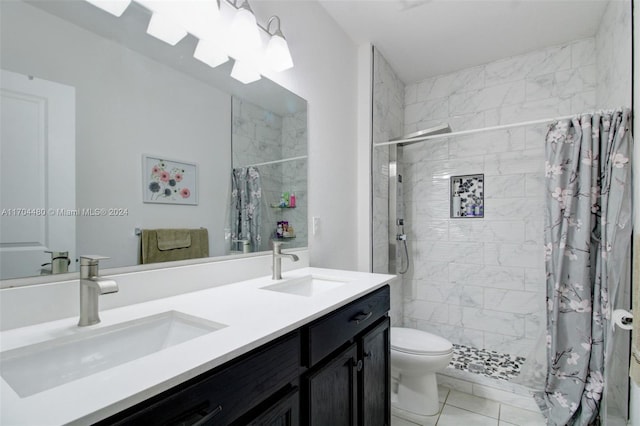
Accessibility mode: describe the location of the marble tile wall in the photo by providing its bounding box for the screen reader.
[596,0,632,109]
[279,111,308,250]
[232,99,307,251]
[372,47,405,325]
[595,0,632,422]
[401,39,597,357]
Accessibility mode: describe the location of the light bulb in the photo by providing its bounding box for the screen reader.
[265,33,293,72]
[194,39,229,69]
[146,12,188,46]
[230,60,261,84]
[85,0,131,17]
[229,6,262,60]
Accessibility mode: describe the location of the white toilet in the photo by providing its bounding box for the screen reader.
[390,327,453,422]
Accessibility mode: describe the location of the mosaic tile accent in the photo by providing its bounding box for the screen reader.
[450,174,484,218]
[447,344,526,381]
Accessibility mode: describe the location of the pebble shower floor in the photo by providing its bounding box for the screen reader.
[448,344,526,381]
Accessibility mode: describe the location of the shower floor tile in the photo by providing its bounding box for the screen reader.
[448,344,526,381]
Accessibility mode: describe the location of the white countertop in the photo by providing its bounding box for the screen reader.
[0,267,394,425]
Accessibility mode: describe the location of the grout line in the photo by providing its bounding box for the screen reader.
[438,403,499,425]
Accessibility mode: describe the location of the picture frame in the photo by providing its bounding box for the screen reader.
[142,155,198,205]
[450,174,484,218]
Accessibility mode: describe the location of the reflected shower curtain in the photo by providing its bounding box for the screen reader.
[231,166,262,252]
[540,110,632,425]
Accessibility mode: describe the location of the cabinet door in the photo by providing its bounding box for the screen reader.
[244,387,299,426]
[306,343,358,426]
[360,317,390,426]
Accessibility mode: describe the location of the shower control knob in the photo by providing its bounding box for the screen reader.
[396,234,407,241]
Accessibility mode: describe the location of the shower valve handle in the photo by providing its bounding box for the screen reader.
[396,234,407,241]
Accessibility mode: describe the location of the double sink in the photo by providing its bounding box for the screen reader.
[0,274,349,398]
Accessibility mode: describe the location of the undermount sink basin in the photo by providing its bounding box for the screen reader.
[261,275,349,297]
[1,311,226,397]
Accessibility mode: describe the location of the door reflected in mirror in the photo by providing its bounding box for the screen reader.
[0,0,307,283]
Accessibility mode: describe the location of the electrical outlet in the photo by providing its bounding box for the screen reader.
[312,217,320,235]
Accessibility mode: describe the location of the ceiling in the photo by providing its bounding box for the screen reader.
[318,0,610,84]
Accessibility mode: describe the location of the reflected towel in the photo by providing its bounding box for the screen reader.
[140,228,209,264]
[157,229,191,250]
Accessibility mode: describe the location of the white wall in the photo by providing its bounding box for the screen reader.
[251,1,360,270]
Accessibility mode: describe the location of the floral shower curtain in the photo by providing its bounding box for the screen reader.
[231,166,262,252]
[540,109,632,425]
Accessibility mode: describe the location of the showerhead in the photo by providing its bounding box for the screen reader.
[393,123,452,146]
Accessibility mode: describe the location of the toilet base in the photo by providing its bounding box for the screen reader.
[393,372,440,416]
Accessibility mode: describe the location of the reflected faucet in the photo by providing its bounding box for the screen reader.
[272,241,299,280]
[78,255,118,327]
[232,239,251,254]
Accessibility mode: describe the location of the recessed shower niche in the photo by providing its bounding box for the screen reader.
[450,174,484,218]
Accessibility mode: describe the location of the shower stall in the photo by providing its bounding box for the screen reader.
[370,34,633,422]
[374,119,547,396]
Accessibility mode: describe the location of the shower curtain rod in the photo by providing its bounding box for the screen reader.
[374,113,578,147]
[236,155,308,169]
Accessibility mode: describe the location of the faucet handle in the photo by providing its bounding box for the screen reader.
[80,255,110,266]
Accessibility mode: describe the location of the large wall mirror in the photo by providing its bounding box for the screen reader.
[0,0,308,282]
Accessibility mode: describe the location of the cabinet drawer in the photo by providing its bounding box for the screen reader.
[101,331,300,426]
[305,285,390,367]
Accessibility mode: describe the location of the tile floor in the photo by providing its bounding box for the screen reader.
[391,386,546,426]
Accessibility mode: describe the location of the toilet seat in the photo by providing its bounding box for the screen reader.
[391,327,453,356]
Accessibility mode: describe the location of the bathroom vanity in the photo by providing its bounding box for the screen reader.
[0,268,393,425]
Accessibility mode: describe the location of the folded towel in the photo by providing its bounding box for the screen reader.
[156,229,191,250]
[140,228,209,264]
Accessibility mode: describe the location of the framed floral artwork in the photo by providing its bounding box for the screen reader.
[142,155,198,205]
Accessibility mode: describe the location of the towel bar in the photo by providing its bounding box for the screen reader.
[135,227,206,236]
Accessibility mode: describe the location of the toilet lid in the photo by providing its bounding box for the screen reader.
[391,327,453,356]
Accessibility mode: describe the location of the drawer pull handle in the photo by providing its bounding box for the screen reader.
[351,311,372,324]
[192,404,223,426]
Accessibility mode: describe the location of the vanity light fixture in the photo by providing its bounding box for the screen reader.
[85,0,131,17]
[265,16,293,72]
[84,0,294,85]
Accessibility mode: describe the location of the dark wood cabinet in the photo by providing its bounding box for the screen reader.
[241,387,299,426]
[303,286,391,426]
[306,343,359,426]
[96,332,301,426]
[95,285,390,426]
[360,317,390,426]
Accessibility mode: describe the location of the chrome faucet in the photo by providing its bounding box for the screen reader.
[78,255,118,327]
[272,241,299,280]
